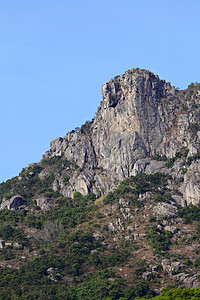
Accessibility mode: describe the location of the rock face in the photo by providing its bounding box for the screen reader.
[180,161,200,205]
[35,198,53,211]
[0,195,26,210]
[92,69,176,180]
[41,68,200,203]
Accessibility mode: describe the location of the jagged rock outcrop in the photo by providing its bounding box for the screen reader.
[41,68,200,202]
[92,68,176,180]
[180,161,200,205]
[173,273,200,288]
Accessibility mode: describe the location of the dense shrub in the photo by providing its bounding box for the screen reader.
[147,225,173,254]
[178,205,200,224]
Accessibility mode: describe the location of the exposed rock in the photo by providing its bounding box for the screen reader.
[164,225,178,234]
[92,69,175,183]
[35,198,53,211]
[93,233,104,240]
[132,158,151,176]
[108,218,124,231]
[119,198,130,206]
[145,160,166,175]
[142,271,152,280]
[47,267,59,274]
[133,233,146,240]
[172,194,187,207]
[185,246,194,252]
[42,69,182,196]
[0,240,5,248]
[180,162,200,205]
[46,267,62,281]
[153,202,178,218]
[161,259,184,274]
[5,242,12,247]
[0,195,26,210]
[38,169,50,180]
[34,68,200,200]
[161,259,171,273]
[157,224,163,230]
[173,273,200,288]
[13,243,22,249]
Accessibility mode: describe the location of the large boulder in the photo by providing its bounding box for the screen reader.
[35,198,53,211]
[0,195,26,210]
[153,202,178,218]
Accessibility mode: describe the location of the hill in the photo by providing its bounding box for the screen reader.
[0,68,200,299]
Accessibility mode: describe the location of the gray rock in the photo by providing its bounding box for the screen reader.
[180,163,200,205]
[35,198,53,211]
[161,259,184,274]
[172,195,187,207]
[93,233,104,240]
[119,198,129,206]
[5,242,12,247]
[161,259,171,273]
[164,225,178,234]
[42,69,179,197]
[173,273,200,288]
[142,271,152,280]
[145,160,165,175]
[132,158,151,176]
[0,195,26,210]
[153,202,178,218]
[38,68,200,199]
[47,267,58,274]
[133,233,146,240]
[13,243,22,248]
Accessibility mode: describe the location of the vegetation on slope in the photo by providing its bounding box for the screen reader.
[0,168,200,299]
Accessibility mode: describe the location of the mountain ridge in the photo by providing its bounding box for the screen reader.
[39,68,200,206]
[0,68,200,299]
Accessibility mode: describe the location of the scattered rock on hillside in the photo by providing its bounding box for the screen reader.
[173,273,200,288]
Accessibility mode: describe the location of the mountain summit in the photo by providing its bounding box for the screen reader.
[42,68,200,205]
[0,68,200,298]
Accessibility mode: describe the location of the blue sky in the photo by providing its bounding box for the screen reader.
[1,0,200,183]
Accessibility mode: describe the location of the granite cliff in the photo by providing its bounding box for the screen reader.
[43,68,200,205]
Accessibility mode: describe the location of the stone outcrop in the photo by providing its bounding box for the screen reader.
[0,195,26,210]
[180,161,200,205]
[92,69,176,181]
[35,198,53,211]
[153,202,178,218]
[173,273,200,289]
[161,259,184,274]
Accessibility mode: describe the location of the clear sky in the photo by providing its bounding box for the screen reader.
[1,0,200,183]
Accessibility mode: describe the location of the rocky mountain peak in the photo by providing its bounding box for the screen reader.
[100,68,175,110]
[41,68,200,201]
[1,68,200,297]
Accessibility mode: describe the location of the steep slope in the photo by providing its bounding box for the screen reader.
[44,68,200,204]
[0,68,200,299]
